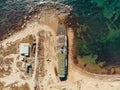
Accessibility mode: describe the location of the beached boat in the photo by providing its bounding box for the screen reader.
[56,23,68,80]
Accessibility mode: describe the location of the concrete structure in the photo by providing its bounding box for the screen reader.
[19,43,30,57]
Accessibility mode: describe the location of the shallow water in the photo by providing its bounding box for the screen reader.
[63,0,120,67]
[74,0,120,67]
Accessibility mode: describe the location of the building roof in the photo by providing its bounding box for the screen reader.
[19,43,30,56]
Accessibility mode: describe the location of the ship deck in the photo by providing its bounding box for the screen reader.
[56,23,67,78]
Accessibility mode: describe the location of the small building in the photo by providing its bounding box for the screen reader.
[19,43,30,57]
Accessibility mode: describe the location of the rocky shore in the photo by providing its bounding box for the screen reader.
[0,1,71,41]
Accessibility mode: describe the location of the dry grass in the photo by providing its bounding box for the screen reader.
[0,58,13,77]
[20,35,35,46]
[16,62,22,69]
[4,58,13,65]
[0,82,4,90]
[35,31,46,90]
[1,42,18,56]
[37,31,45,78]
[9,83,30,90]
[20,83,30,90]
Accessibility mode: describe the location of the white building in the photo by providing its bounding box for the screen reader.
[19,43,30,57]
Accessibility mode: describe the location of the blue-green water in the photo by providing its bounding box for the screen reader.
[65,0,120,67]
[0,0,120,68]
